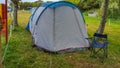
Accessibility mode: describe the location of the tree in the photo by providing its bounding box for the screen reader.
[65,0,100,10]
[97,0,109,34]
[19,2,38,10]
[119,0,120,10]
[11,0,21,26]
[108,0,120,19]
[65,0,80,5]
[36,0,43,5]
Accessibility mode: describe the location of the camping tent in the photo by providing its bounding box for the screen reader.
[26,1,89,52]
[29,7,36,14]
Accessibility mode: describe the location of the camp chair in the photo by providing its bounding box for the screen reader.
[87,33,108,62]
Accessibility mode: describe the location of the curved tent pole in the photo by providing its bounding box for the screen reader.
[32,1,79,35]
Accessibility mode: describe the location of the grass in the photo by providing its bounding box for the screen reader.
[2,10,120,68]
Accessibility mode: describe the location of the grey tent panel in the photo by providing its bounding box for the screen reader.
[35,8,54,51]
[30,7,45,34]
[28,2,90,52]
[54,6,88,51]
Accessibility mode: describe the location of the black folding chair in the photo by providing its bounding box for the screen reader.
[87,33,108,62]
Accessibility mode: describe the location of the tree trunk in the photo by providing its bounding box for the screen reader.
[119,0,120,12]
[13,4,18,26]
[97,0,109,34]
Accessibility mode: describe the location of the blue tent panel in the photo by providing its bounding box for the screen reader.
[26,23,30,30]
[41,2,77,9]
[49,2,76,9]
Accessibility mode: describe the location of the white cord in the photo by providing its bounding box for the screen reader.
[49,52,52,68]
[2,24,13,62]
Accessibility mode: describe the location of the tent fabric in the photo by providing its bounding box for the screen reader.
[30,7,45,33]
[27,1,89,52]
[29,7,36,14]
[40,2,76,9]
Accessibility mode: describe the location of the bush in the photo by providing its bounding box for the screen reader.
[19,2,39,10]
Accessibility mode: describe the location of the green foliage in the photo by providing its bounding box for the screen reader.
[64,0,80,5]
[108,8,120,19]
[80,0,100,10]
[109,0,119,9]
[108,0,120,19]
[64,0,100,10]
[19,2,39,10]
[65,0,120,19]
[11,0,20,4]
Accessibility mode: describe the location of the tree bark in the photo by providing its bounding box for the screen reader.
[118,0,120,10]
[13,4,18,26]
[97,0,109,34]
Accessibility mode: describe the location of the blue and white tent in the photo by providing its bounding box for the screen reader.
[27,1,89,52]
[29,7,37,14]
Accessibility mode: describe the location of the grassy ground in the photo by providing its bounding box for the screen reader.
[2,10,120,68]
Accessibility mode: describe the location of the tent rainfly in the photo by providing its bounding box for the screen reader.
[26,1,90,53]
